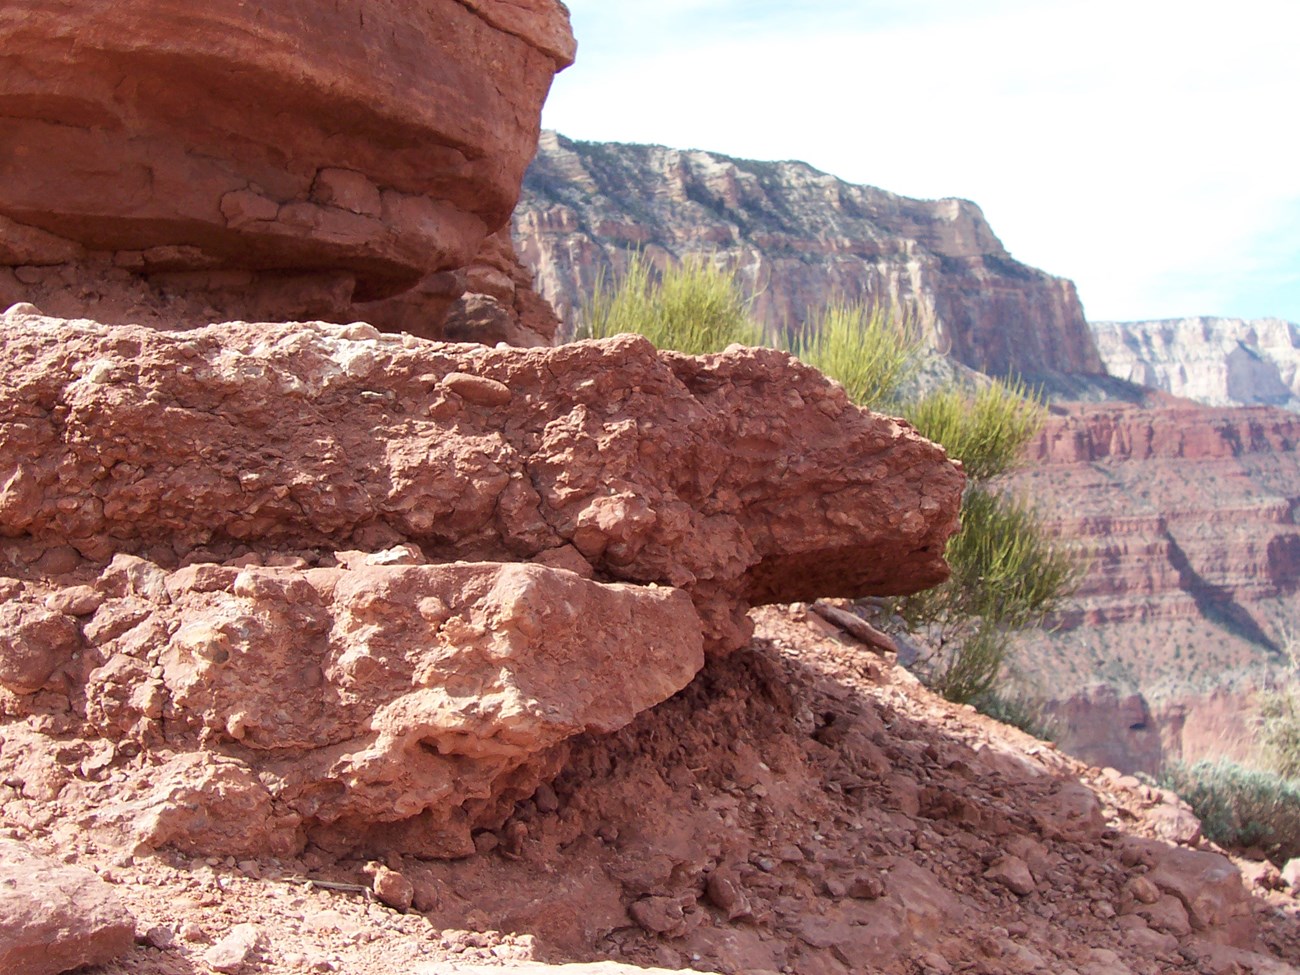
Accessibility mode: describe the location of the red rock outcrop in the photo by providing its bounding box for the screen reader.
[0,0,573,340]
[3,553,703,859]
[0,309,963,857]
[514,132,1105,378]
[1044,685,1166,776]
[0,308,962,652]
[1005,401,1300,771]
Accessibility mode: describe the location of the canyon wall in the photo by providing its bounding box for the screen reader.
[1093,317,1300,411]
[1006,401,1300,772]
[514,132,1104,379]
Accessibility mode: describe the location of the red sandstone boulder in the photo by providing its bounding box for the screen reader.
[6,556,703,859]
[0,0,574,334]
[1129,838,1255,948]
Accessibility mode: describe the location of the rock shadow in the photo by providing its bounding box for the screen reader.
[1164,531,1281,654]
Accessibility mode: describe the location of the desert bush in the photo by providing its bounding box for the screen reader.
[896,487,1081,704]
[1257,633,1300,779]
[1259,687,1300,780]
[893,376,1077,703]
[783,302,920,411]
[1160,759,1300,865]
[922,621,1004,704]
[912,488,1080,629]
[580,251,763,354]
[904,379,1047,481]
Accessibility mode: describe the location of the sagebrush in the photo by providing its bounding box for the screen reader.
[1160,759,1300,865]
[580,251,762,354]
[904,379,1047,481]
[783,302,920,411]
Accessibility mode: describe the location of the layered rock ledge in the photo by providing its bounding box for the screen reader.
[0,0,574,338]
[0,311,963,856]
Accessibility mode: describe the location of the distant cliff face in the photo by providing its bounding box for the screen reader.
[1020,401,1300,653]
[514,132,1104,378]
[1006,400,1300,771]
[1093,317,1300,411]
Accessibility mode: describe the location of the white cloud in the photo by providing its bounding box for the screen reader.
[544,0,1300,322]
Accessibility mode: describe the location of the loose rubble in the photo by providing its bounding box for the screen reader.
[5,606,1300,975]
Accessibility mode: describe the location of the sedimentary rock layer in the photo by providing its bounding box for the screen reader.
[1006,401,1300,770]
[1093,317,1300,411]
[514,132,1104,378]
[0,553,703,858]
[0,308,963,650]
[0,0,573,336]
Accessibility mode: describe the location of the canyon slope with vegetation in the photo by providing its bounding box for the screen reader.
[4,3,1300,975]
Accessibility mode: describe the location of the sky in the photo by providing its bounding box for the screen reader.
[541,0,1300,324]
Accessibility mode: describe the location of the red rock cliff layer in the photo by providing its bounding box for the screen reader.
[514,132,1104,378]
[1006,401,1300,771]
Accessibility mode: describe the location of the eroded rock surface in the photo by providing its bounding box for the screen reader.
[0,0,573,337]
[0,837,137,975]
[0,311,962,857]
[0,311,963,651]
[0,553,703,858]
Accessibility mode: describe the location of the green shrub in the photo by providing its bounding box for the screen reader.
[904,379,1047,480]
[937,488,1080,629]
[924,621,1005,704]
[580,251,763,354]
[1160,759,1300,864]
[1257,636,1300,779]
[897,487,1081,703]
[1259,687,1300,780]
[783,302,920,411]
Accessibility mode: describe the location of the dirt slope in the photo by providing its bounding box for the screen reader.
[10,607,1298,975]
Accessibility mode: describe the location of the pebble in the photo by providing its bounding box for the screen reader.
[534,782,560,813]
[985,855,1036,896]
[371,865,415,913]
[1126,875,1160,905]
[145,924,175,949]
[846,872,886,900]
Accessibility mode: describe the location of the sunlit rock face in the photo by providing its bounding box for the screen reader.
[514,131,1105,379]
[1093,317,1300,411]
